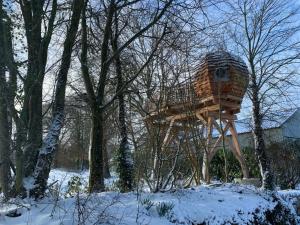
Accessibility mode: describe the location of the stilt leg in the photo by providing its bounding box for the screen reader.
[209,122,230,161]
[228,120,249,178]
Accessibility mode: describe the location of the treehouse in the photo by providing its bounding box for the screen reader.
[193,51,249,114]
[146,51,250,183]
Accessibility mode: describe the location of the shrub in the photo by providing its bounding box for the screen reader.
[210,147,260,182]
[267,140,300,189]
[141,198,155,211]
[156,202,174,217]
[65,176,83,197]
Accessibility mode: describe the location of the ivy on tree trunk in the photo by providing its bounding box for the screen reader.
[111,12,133,192]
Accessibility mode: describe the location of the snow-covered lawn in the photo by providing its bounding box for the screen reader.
[0,169,299,225]
[47,168,118,192]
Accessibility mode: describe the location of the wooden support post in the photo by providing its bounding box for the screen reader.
[212,119,222,134]
[209,122,230,160]
[196,112,207,125]
[228,120,249,178]
[184,140,201,185]
[148,104,250,184]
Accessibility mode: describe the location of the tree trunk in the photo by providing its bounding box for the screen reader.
[20,0,43,177]
[0,0,11,198]
[80,0,115,192]
[103,136,111,178]
[29,112,64,198]
[112,13,133,192]
[18,0,57,179]
[116,85,133,192]
[248,55,274,190]
[0,7,26,195]
[0,80,11,198]
[0,51,10,199]
[23,84,43,177]
[88,110,105,192]
[14,124,26,196]
[93,6,114,194]
[252,90,274,190]
[30,0,83,198]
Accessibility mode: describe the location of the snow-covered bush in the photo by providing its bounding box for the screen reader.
[141,198,155,211]
[156,201,174,217]
[65,176,85,197]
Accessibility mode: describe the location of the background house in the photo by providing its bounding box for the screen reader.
[224,108,300,149]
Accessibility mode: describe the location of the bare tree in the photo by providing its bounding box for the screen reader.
[127,0,213,191]
[80,0,172,192]
[18,0,58,178]
[111,11,134,192]
[30,0,84,198]
[226,0,300,189]
[0,0,59,195]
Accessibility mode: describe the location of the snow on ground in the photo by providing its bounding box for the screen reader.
[0,169,299,225]
[48,168,118,192]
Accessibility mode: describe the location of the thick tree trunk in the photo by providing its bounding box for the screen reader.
[80,1,105,191]
[0,7,26,195]
[248,56,274,190]
[23,84,43,176]
[0,0,11,198]
[88,110,105,192]
[15,124,26,195]
[103,136,111,178]
[30,112,64,198]
[116,89,133,192]
[17,0,57,180]
[0,61,11,199]
[252,91,274,190]
[20,0,43,177]
[30,0,83,198]
[80,0,115,192]
[0,82,11,198]
[18,93,43,181]
[4,17,16,158]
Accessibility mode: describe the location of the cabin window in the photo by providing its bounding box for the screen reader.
[214,67,229,81]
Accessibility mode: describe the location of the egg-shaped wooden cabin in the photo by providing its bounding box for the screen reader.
[193,51,249,113]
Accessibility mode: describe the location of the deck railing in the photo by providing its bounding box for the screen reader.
[146,79,199,112]
[164,81,197,106]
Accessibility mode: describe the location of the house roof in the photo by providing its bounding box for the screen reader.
[208,108,299,138]
[234,108,299,135]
